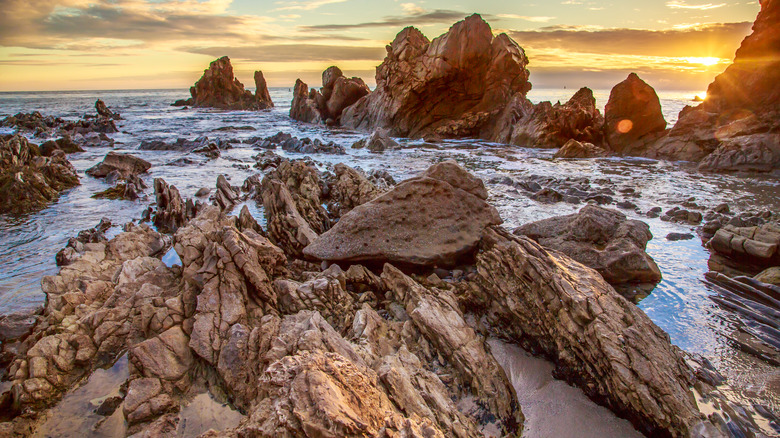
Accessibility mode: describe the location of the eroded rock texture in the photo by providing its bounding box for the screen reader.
[187,56,274,110]
[604,73,667,155]
[290,66,370,125]
[86,151,151,179]
[0,135,79,215]
[341,14,531,139]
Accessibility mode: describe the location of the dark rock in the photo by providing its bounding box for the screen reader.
[515,205,662,285]
[40,137,85,156]
[186,56,273,110]
[351,129,400,153]
[290,66,371,124]
[646,207,663,218]
[530,187,563,203]
[604,73,667,155]
[667,233,694,241]
[553,138,608,159]
[95,99,121,120]
[86,152,151,178]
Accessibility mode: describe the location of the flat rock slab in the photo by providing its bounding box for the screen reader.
[304,161,500,267]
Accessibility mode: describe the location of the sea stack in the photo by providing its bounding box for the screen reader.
[183,56,274,110]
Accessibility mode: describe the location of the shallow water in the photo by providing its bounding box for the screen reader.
[1,87,778,416]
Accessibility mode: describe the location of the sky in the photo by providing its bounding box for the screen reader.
[0,0,761,92]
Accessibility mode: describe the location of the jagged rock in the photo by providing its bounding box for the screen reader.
[1,112,65,137]
[351,128,400,153]
[261,178,318,257]
[152,178,191,233]
[304,160,500,267]
[95,99,121,120]
[86,152,151,179]
[341,14,531,139]
[290,66,369,124]
[40,137,85,156]
[494,87,605,148]
[554,139,608,159]
[515,205,662,285]
[186,56,273,110]
[457,227,701,437]
[263,131,346,155]
[138,136,228,152]
[604,73,667,155]
[324,163,381,218]
[0,135,79,215]
[264,160,330,234]
[55,218,112,266]
[214,175,239,210]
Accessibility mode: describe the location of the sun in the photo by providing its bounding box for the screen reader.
[685,57,721,66]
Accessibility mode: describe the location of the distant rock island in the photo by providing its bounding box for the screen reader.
[173,56,273,111]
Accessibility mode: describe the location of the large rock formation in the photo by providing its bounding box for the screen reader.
[304,160,501,267]
[185,56,274,110]
[492,87,606,148]
[0,135,80,215]
[340,14,531,139]
[706,223,780,275]
[290,66,370,125]
[636,0,780,171]
[604,73,667,155]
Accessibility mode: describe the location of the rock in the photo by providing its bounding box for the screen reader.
[341,14,531,139]
[0,135,80,215]
[324,163,381,218]
[530,187,563,203]
[86,152,151,179]
[214,174,239,210]
[262,131,345,155]
[515,205,662,285]
[640,0,780,171]
[194,187,210,197]
[707,223,780,273]
[264,160,330,234]
[304,161,501,267]
[95,99,121,120]
[496,87,606,148]
[351,128,400,153]
[755,266,780,286]
[661,207,703,225]
[152,178,192,233]
[554,139,608,159]
[40,137,85,156]
[171,98,193,107]
[646,207,662,218]
[0,308,41,343]
[290,66,370,124]
[604,73,667,155]
[261,177,319,257]
[186,56,273,110]
[667,233,694,241]
[458,227,701,437]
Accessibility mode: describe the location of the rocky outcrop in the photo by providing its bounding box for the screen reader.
[604,73,667,155]
[152,178,195,233]
[262,132,345,155]
[0,135,80,215]
[95,99,121,120]
[290,66,370,125]
[324,163,381,218]
[515,205,662,286]
[707,223,780,275]
[341,14,531,139]
[86,152,151,179]
[637,0,780,171]
[304,160,501,267]
[2,112,117,146]
[351,128,400,153]
[553,139,608,159]
[458,227,701,437]
[493,87,605,148]
[39,137,85,156]
[185,56,273,110]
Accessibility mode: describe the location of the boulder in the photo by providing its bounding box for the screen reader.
[604,73,667,155]
[515,205,662,285]
[707,223,780,274]
[0,135,80,215]
[458,227,701,437]
[186,56,273,110]
[351,128,400,153]
[95,99,121,120]
[553,139,608,159]
[495,87,606,148]
[289,67,369,124]
[755,266,780,286]
[304,160,501,267]
[86,151,151,178]
[340,14,531,139]
[40,137,85,156]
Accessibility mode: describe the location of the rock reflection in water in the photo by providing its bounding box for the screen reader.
[488,339,642,438]
[175,392,243,437]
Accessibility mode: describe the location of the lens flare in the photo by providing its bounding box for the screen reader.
[617,119,633,134]
[685,57,720,66]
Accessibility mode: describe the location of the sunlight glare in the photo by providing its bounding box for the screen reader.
[685,57,721,66]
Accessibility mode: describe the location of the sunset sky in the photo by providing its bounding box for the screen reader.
[0,0,760,92]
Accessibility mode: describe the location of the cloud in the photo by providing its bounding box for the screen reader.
[400,3,425,14]
[184,44,386,62]
[299,9,471,30]
[509,22,751,59]
[271,0,347,11]
[496,14,556,23]
[666,1,726,10]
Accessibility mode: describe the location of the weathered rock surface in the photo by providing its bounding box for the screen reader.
[39,137,85,156]
[290,66,370,125]
[95,99,121,120]
[185,56,274,110]
[494,87,605,148]
[351,128,400,153]
[341,14,531,139]
[0,135,80,215]
[1,111,117,142]
[324,163,381,218]
[515,205,662,285]
[554,139,608,159]
[304,160,501,267]
[152,178,195,233]
[707,223,780,274]
[262,131,346,155]
[604,73,667,155]
[458,227,701,437]
[86,151,151,179]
